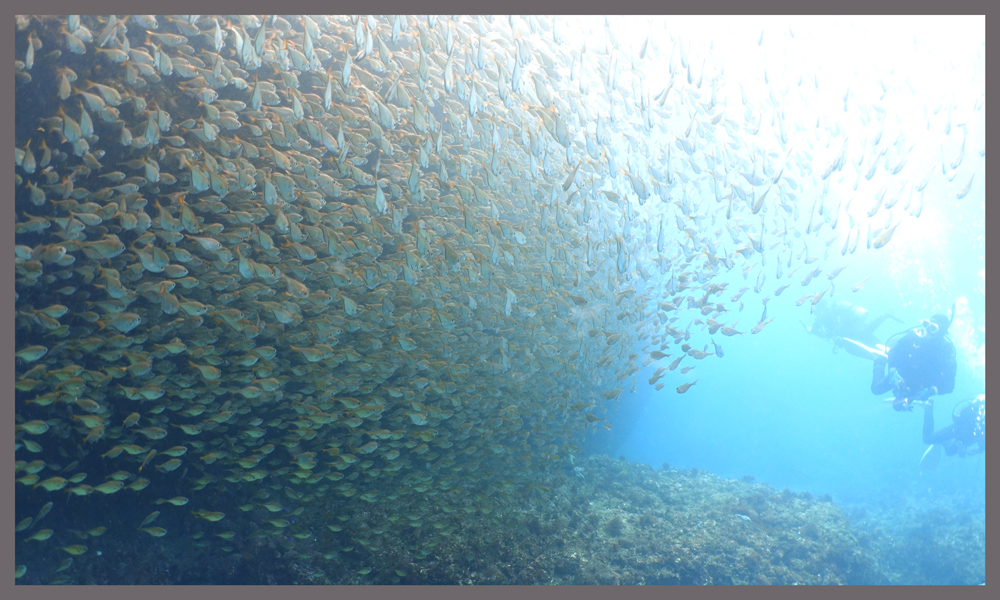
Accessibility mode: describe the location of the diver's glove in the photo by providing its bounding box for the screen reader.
[954,441,967,458]
[896,387,939,411]
[872,356,888,379]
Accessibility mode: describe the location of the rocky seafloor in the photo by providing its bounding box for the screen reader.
[17,455,984,585]
[839,493,986,586]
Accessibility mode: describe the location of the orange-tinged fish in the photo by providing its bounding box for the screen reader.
[135,427,167,440]
[34,477,68,491]
[25,529,54,542]
[138,450,157,472]
[192,510,225,522]
[676,381,697,394]
[751,318,775,334]
[810,288,829,307]
[92,480,124,494]
[872,223,901,249]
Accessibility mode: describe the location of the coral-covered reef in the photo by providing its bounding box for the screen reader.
[23,455,941,585]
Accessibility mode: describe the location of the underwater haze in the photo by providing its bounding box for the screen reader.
[606,15,986,584]
[14,15,984,585]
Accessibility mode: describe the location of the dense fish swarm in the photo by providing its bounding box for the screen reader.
[14,15,980,583]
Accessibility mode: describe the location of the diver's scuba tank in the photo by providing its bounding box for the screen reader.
[952,394,985,440]
[881,328,910,355]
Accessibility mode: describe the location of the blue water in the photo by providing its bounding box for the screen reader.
[568,20,991,584]
[14,14,985,585]
[579,16,990,519]
[617,180,985,515]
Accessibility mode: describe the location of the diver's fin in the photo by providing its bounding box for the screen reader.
[841,337,888,360]
[919,444,943,472]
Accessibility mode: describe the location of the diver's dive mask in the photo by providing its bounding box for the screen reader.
[918,319,940,338]
[921,313,952,339]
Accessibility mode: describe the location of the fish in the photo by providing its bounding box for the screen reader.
[676,381,697,394]
[156,496,189,506]
[34,477,68,492]
[852,276,872,292]
[17,420,50,435]
[193,510,225,522]
[35,501,53,522]
[25,529,54,542]
[872,222,901,250]
[956,172,974,199]
[10,15,981,582]
[15,345,49,362]
[92,481,124,494]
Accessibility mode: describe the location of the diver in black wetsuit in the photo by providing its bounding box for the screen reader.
[871,312,957,412]
[923,395,985,457]
[805,300,902,357]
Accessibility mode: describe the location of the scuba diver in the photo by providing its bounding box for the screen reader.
[919,395,985,470]
[870,310,957,412]
[804,300,903,358]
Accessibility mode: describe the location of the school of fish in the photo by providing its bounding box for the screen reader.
[13,15,981,582]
